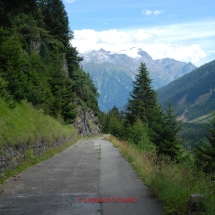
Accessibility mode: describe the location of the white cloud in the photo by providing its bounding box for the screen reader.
[145,10,152,15]
[154,10,162,15]
[142,9,163,16]
[64,0,75,3]
[71,20,215,66]
[72,29,156,52]
[134,29,156,42]
[142,43,206,64]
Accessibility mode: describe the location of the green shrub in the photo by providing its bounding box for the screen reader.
[128,119,156,152]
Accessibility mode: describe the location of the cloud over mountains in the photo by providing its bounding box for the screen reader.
[72,26,207,66]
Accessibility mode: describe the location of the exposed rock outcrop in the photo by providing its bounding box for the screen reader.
[74,108,100,136]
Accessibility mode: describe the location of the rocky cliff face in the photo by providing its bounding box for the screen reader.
[74,108,100,136]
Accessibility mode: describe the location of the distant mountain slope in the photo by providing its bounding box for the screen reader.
[81,48,196,112]
[157,59,215,122]
[82,61,133,111]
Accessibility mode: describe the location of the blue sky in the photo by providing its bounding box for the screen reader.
[63,0,215,66]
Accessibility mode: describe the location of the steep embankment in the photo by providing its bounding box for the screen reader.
[0,99,77,173]
[157,60,215,144]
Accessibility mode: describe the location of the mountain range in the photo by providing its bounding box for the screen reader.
[81,48,197,112]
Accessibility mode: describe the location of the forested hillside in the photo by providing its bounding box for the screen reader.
[156,60,215,145]
[83,61,133,111]
[0,0,99,124]
[157,60,215,121]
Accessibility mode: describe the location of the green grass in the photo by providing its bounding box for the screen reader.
[0,98,80,188]
[106,135,215,215]
[0,99,76,148]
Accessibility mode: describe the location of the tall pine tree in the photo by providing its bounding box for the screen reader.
[126,62,157,125]
[148,102,182,161]
[159,102,182,160]
[0,0,37,27]
[126,63,182,160]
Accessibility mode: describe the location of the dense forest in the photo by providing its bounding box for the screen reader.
[0,0,99,124]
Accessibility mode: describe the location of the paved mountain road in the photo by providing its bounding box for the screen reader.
[0,137,162,215]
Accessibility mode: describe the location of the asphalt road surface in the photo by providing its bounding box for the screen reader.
[0,137,162,215]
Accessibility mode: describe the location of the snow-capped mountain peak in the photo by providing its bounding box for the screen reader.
[117,47,142,59]
[81,47,153,64]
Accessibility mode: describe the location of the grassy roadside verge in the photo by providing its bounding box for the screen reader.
[105,135,215,215]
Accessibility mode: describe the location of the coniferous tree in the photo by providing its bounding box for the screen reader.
[66,46,83,77]
[194,112,215,174]
[128,119,154,151]
[37,0,71,49]
[158,102,182,160]
[11,13,39,51]
[0,0,37,27]
[60,78,77,123]
[126,62,157,125]
[71,68,99,113]
[39,41,51,64]
[27,50,53,111]
[149,102,182,160]
[148,104,165,147]
[0,75,13,105]
[125,63,182,159]
[101,106,124,138]
[0,35,29,101]
[48,50,77,121]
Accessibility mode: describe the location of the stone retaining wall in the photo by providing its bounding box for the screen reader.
[0,136,74,174]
